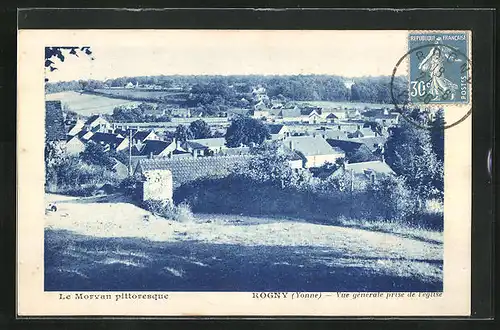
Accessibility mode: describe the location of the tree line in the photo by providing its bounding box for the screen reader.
[46,74,407,105]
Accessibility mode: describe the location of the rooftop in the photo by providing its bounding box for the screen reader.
[90,132,123,145]
[349,136,387,151]
[267,124,286,135]
[136,155,252,187]
[345,161,395,175]
[185,137,226,149]
[284,135,343,156]
[138,140,173,156]
[326,139,364,154]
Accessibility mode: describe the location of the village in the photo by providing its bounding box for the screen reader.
[46,83,401,202]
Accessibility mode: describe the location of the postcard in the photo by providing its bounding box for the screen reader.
[17,29,471,317]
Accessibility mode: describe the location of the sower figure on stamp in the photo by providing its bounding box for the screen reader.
[418,39,460,101]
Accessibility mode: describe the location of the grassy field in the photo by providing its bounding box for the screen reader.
[93,88,188,103]
[45,91,147,115]
[296,101,390,109]
[44,194,443,292]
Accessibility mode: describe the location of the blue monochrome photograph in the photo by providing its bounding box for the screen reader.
[42,31,449,294]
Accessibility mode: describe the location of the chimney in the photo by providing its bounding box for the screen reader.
[149,152,153,159]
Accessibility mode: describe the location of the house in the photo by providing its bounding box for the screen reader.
[283,135,345,168]
[131,130,160,146]
[77,130,95,142]
[348,127,378,138]
[349,136,387,153]
[227,108,254,118]
[280,107,302,122]
[84,115,112,133]
[253,109,270,119]
[125,82,138,89]
[326,139,376,163]
[330,160,395,190]
[323,113,338,123]
[183,138,227,156]
[45,100,66,143]
[134,155,252,189]
[65,135,86,156]
[267,124,290,140]
[88,132,130,152]
[322,109,347,120]
[323,129,349,140]
[67,119,85,138]
[171,108,191,118]
[345,109,362,119]
[253,100,268,111]
[300,109,323,124]
[135,140,179,158]
[373,113,399,126]
[361,108,399,126]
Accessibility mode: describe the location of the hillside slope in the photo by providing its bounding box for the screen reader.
[44,194,443,292]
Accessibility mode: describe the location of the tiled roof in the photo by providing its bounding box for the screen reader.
[373,113,399,120]
[184,140,208,150]
[284,136,342,157]
[267,124,285,135]
[133,130,154,141]
[349,136,387,151]
[45,100,66,142]
[67,120,84,136]
[186,137,226,149]
[268,108,283,117]
[138,140,173,156]
[326,139,364,154]
[324,130,349,140]
[136,155,252,187]
[90,132,122,145]
[345,161,395,175]
[84,114,101,125]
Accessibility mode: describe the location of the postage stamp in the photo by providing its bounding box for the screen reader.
[17,29,472,317]
[408,32,470,104]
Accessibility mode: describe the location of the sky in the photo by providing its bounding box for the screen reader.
[44,30,409,82]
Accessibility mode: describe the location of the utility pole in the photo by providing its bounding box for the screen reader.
[128,129,132,176]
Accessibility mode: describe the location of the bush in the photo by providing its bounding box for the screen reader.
[46,153,120,196]
[119,176,141,199]
[60,184,100,197]
[142,199,195,223]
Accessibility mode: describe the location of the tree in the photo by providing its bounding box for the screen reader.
[174,125,194,142]
[45,141,69,189]
[430,108,445,164]
[429,108,445,201]
[189,119,212,139]
[366,175,416,221]
[385,120,443,207]
[80,142,115,170]
[45,46,94,82]
[225,117,270,147]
